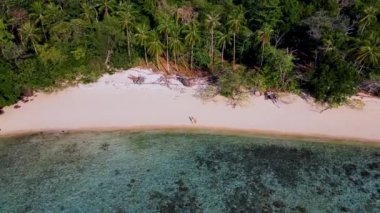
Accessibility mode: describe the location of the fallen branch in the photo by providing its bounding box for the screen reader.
[128,75,145,84]
[176,75,194,87]
[320,106,331,113]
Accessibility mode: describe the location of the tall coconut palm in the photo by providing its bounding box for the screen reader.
[147,31,164,67]
[19,21,40,55]
[257,24,273,67]
[183,21,200,71]
[227,6,245,68]
[118,2,135,59]
[80,1,98,24]
[96,0,116,17]
[135,23,150,65]
[142,0,158,14]
[169,24,184,71]
[30,0,47,41]
[205,10,221,71]
[43,2,63,28]
[359,6,378,34]
[216,29,232,67]
[157,14,174,72]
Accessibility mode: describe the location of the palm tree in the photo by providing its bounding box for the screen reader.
[257,24,273,67]
[43,2,63,28]
[50,20,72,43]
[118,2,135,59]
[183,21,200,71]
[238,27,254,59]
[169,24,184,71]
[80,1,98,24]
[157,14,174,72]
[227,6,245,68]
[19,21,40,55]
[355,40,380,67]
[0,18,14,53]
[147,31,164,67]
[30,0,47,41]
[359,6,378,34]
[142,0,158,15]
[205,10,221,71]
[135,23,150,65]
[216,30,232,67]
[96,0,116,17]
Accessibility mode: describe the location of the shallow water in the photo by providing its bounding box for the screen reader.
[0,131,379,212]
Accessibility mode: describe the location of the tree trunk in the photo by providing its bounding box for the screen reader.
[20,34,24,47]
[221,42,225,67]
[41,24,47,42]
[166,33,170,72]
[211,28,214,72]
[190,44,194,71]
[156,54,159,67]
[144,47,148,65]
[261,43,264,67]
[95,9,99,22]
[104,49,113,66]
[32,40,38,55]
[104,6,109,17]
[174,51,178,71]
[233,32,236,70]
[126,29,131,58]
[359,64,364,73]
[280,66,285,88]
[275,32,285,48]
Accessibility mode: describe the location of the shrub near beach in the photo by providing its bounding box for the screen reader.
[0,0,379,107]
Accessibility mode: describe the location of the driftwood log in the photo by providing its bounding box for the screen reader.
[177,75,193,87]
[128,75,145,84]
[157,76,171,88]
[359,81,380,96]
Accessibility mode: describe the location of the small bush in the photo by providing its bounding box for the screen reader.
[346,99,365,110]
[311,51,359,104]
[196,85,219,100]
[261,46,299,92]
[243,69,267,92]
[0,61,21,107]
[218,68,244,98]
[193,48,210,71]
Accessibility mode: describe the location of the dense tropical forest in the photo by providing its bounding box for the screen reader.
[0,0,379,108]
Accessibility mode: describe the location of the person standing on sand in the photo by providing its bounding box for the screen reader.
[271,92,278,104]
[265,90,279,107]
[189,116,197,124]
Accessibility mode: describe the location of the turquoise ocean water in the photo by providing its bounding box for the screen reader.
[0,130,379,212]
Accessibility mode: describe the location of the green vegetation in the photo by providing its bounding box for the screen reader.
[0,0,379,107]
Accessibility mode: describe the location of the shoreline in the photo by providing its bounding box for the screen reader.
[1,126,380,147]
[1,68,379,145]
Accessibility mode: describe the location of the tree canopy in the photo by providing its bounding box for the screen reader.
[0,0,379,107]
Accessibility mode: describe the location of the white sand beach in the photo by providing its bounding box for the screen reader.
[0,68,379,142]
